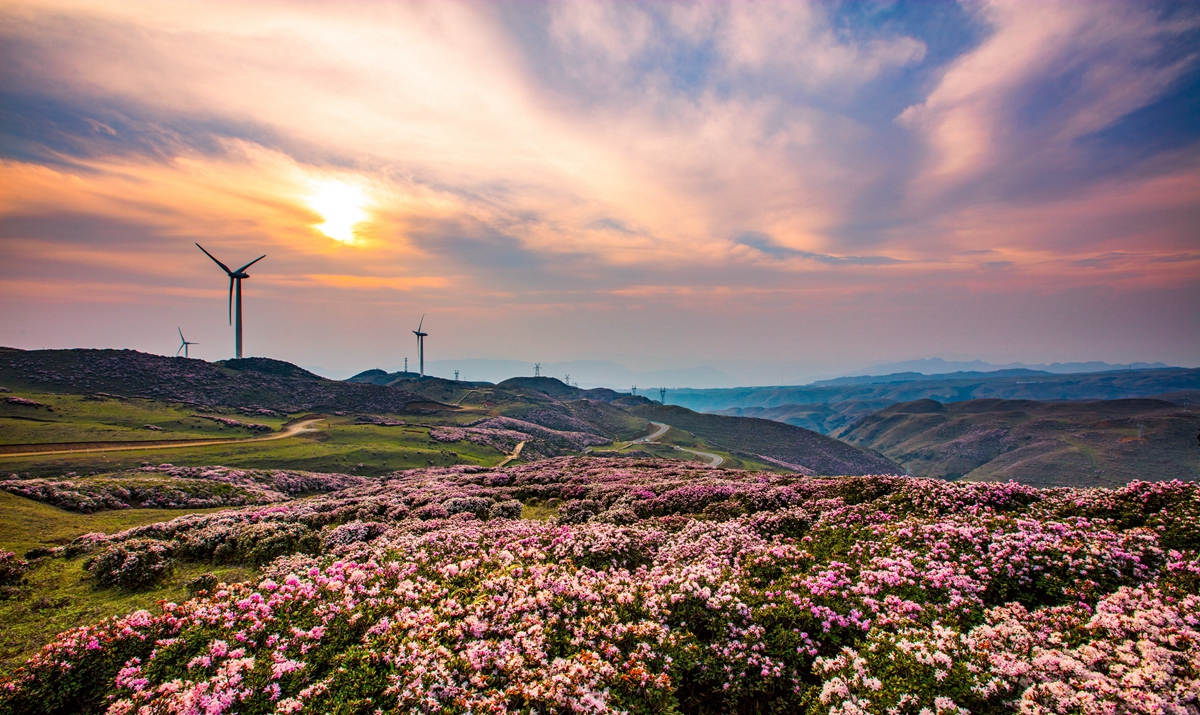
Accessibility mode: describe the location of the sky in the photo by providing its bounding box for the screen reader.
[1,0,1198,386]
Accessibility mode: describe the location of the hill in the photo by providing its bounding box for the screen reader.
[0,348,428,414]
[686,367,1200,434]
[629,404,900,475]
[837,397,1200,487]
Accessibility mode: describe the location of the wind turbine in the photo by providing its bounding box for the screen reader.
[176,328,198,359]
[413,315,428,377]
[196,243,265,359]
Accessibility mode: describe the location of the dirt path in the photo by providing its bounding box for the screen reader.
[632,421,724,467]
[496,440,526,468]
[0,418,326,458]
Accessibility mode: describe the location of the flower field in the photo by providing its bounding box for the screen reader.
[1,457,1197,714]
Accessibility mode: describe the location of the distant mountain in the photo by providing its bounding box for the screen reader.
[848,358,1173,377]
[811,369,1052,387]
[838,398,1200,487]
[423,359,738,389]
[673,367,1200,433]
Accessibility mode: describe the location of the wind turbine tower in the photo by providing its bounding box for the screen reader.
[176,328,198,359]
[196,244,265,359]
[413,315,428,377]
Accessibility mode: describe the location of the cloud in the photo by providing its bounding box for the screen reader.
[0,0,1196,374]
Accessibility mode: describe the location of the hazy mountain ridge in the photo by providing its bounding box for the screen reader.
[837,398,1200,487]
[848,358,1174,376]
[674,367,1200,427]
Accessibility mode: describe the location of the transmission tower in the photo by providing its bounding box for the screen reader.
[534,363,541,377]
[454,370,459,381]
[631,384,637,396]
[660,387,666,404]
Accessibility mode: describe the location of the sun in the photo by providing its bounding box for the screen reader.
[308,179,368,243]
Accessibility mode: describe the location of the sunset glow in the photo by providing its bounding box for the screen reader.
[308,180,368,244]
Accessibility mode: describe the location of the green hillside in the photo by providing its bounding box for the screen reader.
[837,398,1200,486]
[629,404,900,475]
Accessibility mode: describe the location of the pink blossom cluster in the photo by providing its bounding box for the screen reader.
[1,467,365,513]
[431,417,610,457]
[4,396,42,407]
[428,425,528,454]
[0,549,29,586]
[0,459,1196,714]
[189,414,272,432]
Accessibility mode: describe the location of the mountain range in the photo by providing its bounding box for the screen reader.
[848,358,1173,377]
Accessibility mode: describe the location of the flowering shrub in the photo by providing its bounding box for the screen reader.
[0,550,29,586]
[0,459,1197,714]
[84,540,173,591]
[190,414,271,431]
[433,417,611,456]
[5,396,42,406]
[1,466,365,513]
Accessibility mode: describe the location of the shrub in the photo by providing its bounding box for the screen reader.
[488,499,524,520]
[559,498,601,524]
[85,540,173,591]
[0,550,29,586]
[185,573,218,596]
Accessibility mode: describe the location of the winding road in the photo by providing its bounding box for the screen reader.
[496,440,526,468]
[634,421,724,467]
[0,417,326,459]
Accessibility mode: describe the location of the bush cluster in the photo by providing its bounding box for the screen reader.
[0,550,29,587]
[1,459,1197,715]
[84,540,173,591]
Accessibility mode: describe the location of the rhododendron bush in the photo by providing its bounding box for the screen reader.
[0,466,365,513]
[0,458,1196,714]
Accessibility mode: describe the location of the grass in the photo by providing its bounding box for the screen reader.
[0,390,290,446]
[0,416,512,478]
[0,491,248,674]
[520,499,560,521]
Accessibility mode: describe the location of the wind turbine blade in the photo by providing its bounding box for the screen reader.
[228,277,234,325]
[176,344,184,357]
[178,327,185,342]
[196,243,233,274]
[234,255,266,273]
[417,314,424,332]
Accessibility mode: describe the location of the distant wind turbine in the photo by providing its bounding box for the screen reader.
[413,315,428,377]
[196,243,265,359]
[176,328,198,359]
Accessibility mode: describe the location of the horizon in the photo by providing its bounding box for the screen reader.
[2,1,1198,380]
[3,344,1191,391]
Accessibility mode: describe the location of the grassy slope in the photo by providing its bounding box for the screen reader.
[838,398,1200,487]
[0,491,248,673]
[0,406,509,478]
[0,390,289,446]
[629,405,900,475]
[589,425,779,471]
